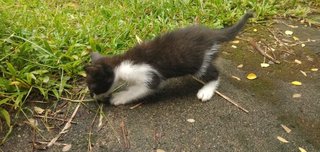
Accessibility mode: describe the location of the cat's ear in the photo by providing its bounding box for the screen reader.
[90,52,103,63]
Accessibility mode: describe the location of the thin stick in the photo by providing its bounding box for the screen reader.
[249,40,281,64]
[192,76,249,113]
[33,115,77,124]
[129,103,143,110]
[120,120,130,149]
[215,91,249,113]
[46,93,85,148]
[87,109,98,152]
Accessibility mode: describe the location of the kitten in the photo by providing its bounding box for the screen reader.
[85,12,253,105]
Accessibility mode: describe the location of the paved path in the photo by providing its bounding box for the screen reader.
[1,19,320,152]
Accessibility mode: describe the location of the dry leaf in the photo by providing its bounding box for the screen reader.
[246,73,257,80]
[294,59,302,64]
[231,45,237,48]
[62,144,72,152]
[298,147,307,152]
[292,93,302,98]
[291,81,302,86]
[277,136,289,143]
[311,68,318,72]
[281,124,292,133]
[26,118,38,128]
[301,44,305,47]
[231,40,240,44]
[253,29,257,32]
[306,56,313,61]
[187,119,195,123]
[300,70,307,77]
[156,149,165,152]
[237,64,243,68]
[231,75,241,81]
[34,106,45,114]
[260,63,270,68]
[285,30,293,35]
[293,36,299,41]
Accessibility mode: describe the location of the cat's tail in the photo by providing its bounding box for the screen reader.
[218,11,254,42]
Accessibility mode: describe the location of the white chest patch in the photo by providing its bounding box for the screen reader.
[114,60,156,84]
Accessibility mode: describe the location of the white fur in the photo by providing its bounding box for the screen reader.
[195,44,220,77]
[110,60,159,105]
[197,78,220,101]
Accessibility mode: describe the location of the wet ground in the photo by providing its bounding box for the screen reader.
[1,18,320,152]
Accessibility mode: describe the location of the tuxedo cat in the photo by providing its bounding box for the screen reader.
[85,12,253,105]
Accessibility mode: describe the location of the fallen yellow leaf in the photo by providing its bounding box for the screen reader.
[187,119,195,123]
[301,44,305,47]
[231,45,237,48]
[300,70,307,77]
[253,29,257,32]
[298,147,307,152]
[277,136,289,143]
[260,63,270,68]
[292,93,302,98]
[231,40,240,44]
[231,75,241,81]
[285,30,293,35]
[237,64,243,68]
[294,59,302,64]
[247,73,257,80]
[281,124,292,133]
[291,81,302,86]
[311,68,318,72]
[293,36,299,41]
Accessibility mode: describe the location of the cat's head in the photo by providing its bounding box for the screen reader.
[84,52,115,97]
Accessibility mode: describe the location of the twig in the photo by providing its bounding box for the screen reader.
[54,95,95,102]
[267,28,294,55]
[33,115,77,124]
[249,40,281,64]
[32,141,68,146]
[46,93,85,148]
[87,106,99,152]
[215,91,249,113]
[192,76,249,114]
[120,120,130,149]
[32,126,36,152]
[129,103,143,109]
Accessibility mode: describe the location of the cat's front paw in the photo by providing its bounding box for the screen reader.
[197,87,214,102]
[110,92,130,106]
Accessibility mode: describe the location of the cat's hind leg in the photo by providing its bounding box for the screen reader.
[196,64,220,102]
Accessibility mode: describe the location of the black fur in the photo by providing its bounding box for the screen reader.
[85,12,253,98]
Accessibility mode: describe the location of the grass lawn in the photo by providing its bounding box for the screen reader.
[0,0,317,144]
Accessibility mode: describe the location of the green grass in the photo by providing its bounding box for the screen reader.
[0,0,315,144]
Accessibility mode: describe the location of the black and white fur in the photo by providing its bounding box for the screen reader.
[85,12,253,105]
